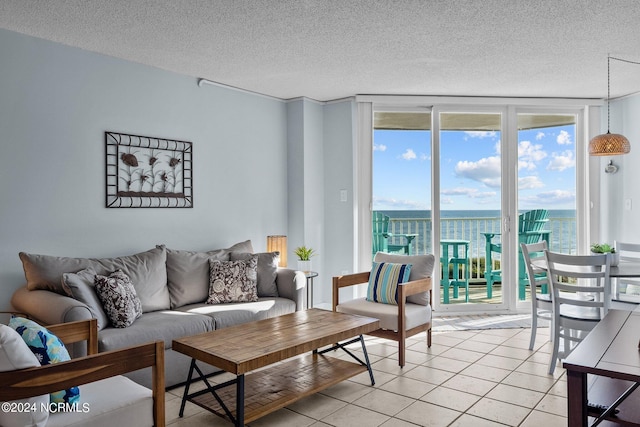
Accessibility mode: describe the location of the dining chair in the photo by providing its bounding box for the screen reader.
[544,250,611,375]
[520,241,551,350]
[613,240,640,299]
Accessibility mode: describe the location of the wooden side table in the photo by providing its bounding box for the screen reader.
[305,271,318,309]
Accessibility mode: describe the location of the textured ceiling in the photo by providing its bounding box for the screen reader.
[1,0,640,101]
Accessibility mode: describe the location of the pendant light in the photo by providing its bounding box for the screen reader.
[589,56,631,156]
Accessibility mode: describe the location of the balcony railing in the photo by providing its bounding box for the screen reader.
[386,215,576,282]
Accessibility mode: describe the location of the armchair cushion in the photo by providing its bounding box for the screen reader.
[9,317,80,405]
[373,252,435,305]
[336,297,432,331]
[0,325,49,427]
[366,262,412,305]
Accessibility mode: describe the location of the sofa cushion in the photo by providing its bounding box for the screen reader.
[230,251,280,297]
[95,270,143,328]
[177,297,296,329]
[373,252,435,305]
[19,246,169,313]
[164,240,254,308]
[98,311,214,352]
[9,317,79,405]
[0,324,49,427]
[336,297,432,331]
[47,376,153,427]
[207,257,259,304]
[62,268,110,330]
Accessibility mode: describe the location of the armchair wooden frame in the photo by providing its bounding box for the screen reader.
[333,272,432,367]
[0,318,165,427]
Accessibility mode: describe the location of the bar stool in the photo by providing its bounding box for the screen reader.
[440,239,470,303]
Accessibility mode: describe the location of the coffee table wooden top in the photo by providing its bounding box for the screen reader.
[172,309,380,375]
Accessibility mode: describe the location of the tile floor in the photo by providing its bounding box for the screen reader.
[164,325,569,427]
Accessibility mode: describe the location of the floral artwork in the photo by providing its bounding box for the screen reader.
[106,131,193,208]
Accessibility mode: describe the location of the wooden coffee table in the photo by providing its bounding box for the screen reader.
[172,309,380,426]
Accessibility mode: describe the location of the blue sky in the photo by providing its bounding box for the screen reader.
[373,125,576,211]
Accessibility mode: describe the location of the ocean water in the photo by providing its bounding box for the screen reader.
[377,209,577,257]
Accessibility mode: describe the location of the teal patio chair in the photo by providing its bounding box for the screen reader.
[372,212,418,256]
[483,209,550,300]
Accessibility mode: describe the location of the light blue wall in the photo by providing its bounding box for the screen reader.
[0,29,290,308]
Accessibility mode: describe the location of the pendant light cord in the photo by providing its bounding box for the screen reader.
[605,56,640,133]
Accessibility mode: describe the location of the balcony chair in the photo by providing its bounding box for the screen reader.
[544,250,611,375]
[0,318,165,427]
[483,209,550,300]
[372,211,418,256]
[333,252,434,367]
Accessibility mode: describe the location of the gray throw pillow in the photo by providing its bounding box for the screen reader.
[207,256,259,304]
[19,246,169,313]
[62,268,110,330]
[373,252,435,305]
[94,270,142,328]
[230,251,279,297]
[163,240,254,308]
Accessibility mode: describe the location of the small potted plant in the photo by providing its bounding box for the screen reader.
[590,243,619,266]
[294,246,316,272]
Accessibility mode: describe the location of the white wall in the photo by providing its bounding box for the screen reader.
[0,29,289,309]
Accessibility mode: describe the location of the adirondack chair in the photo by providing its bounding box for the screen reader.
[483,209,550,300]
[372,212,418,256]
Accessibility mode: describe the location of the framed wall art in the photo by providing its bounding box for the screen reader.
[105,131,193,208]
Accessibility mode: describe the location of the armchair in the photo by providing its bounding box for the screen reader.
[372,211,418,256]
[333,252,433,367]
[0,318,165,427]
[483,209,550,300]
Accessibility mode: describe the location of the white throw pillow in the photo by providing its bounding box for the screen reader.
[0,324,49,427]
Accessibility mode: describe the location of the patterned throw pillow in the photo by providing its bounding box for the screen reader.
[366,262,413,305]
[94,270,142,328]
[9,317,80,405]
[207,256,259,304]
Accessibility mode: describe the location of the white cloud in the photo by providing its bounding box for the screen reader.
[441,187,477,196]
[518,175,545,190]
[441,197,454,205]
[557,130,572,145]
[373,143,387,151]
[454,156,501,188]
[536,132,545,140]
[547,150,575,171]
[520,189,575,206]
[372,197,428,210]
[464,131,497,139]
[518,140,547,170]
[469,191,496,199]
[420,153,429,161]
[401,149,416,160]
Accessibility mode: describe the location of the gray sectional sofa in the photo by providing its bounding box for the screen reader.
[10,240,307,388]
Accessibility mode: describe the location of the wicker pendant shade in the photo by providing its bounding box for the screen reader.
[589,132,631,156]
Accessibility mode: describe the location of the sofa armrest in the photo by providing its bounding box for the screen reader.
[275,268,307,311]
[11,286,93,326]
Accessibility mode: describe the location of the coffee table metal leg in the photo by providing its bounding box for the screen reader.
[359,334,375,386]
[179,359,197,417]
[236,374,245,427]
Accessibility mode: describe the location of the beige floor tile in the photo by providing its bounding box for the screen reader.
[468,332,509,345]
[403,348,436,365]
[475,353,523,370]
[395,401,462,427]
[309,422,333,427]
[502,371,557,393]
[534,393,567,417]
[365,342,400,358]
[285,393,347,420]
[431,335,466,348]
[455,339,498,354]
[459,363,511,383]
[466,397,531,426]
[438,347,485,363]
[350,368,396,387]
[526,349,553,365]
[479,328,522,338]
[547,379,568,397]
[401,365,456,385]
[353,389,415,416]
[420,385,481,412]
[165,393,206,423]
[519,409,567,427]
[320,403,391,427]
[485,383,545,408]
[444,330,479,341]
[379,376,436,399]
[408,341,449,356]
[448,413,508,427]
[501,335,540,350]
[167,411,233,426]
[320,380,375,403]
[372,357,418,375]
[421,355,471,373]
[488,345,532,360]
[249,408,316,427]
[380,418,422,427]
[516,360,564,379]
[440,374,498,396]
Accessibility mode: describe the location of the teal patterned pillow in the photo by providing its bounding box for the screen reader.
[9,317,80,405]
[366,262,412,305]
